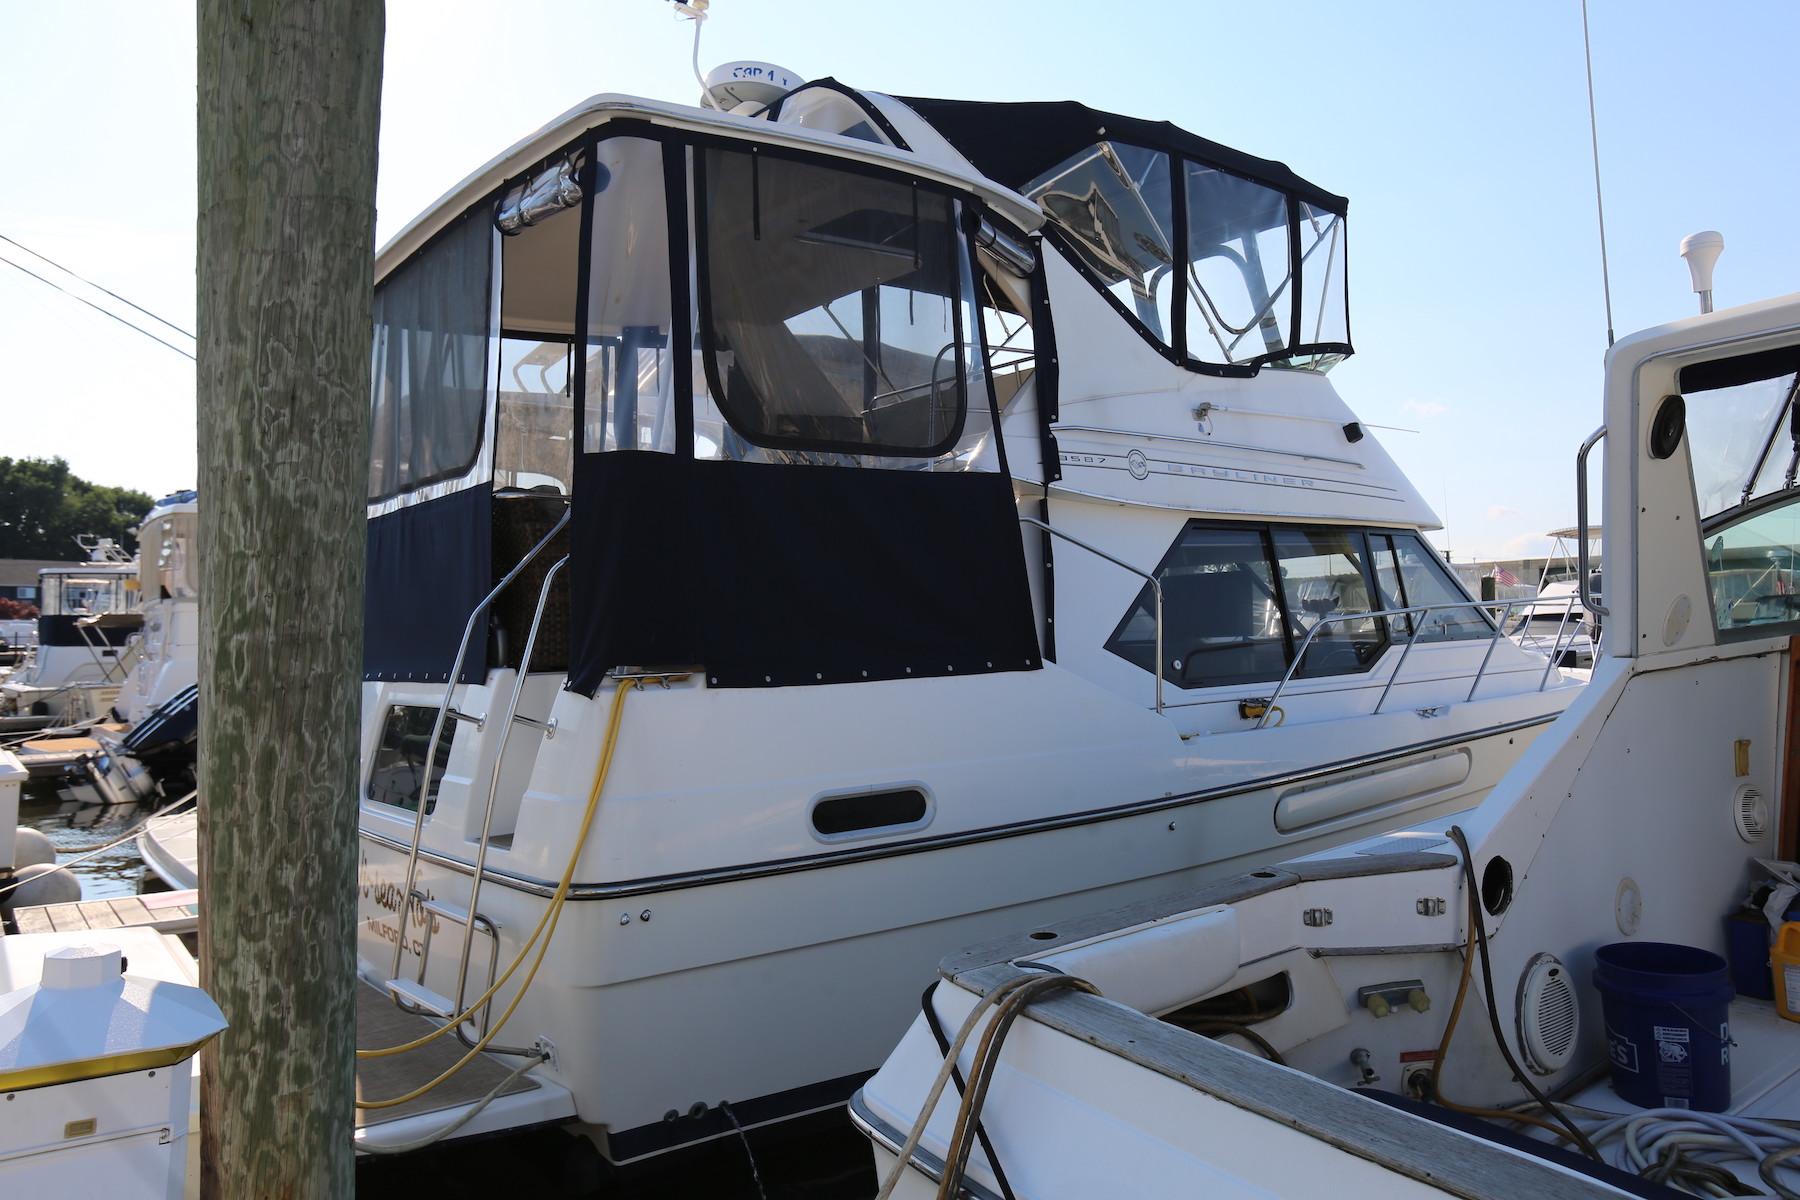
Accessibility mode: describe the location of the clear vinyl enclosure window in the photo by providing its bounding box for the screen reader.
[1185,163,1291,363]
[696,147,974,463]
[368,214,492,500]
[1292,201,1349,369]
[1026,142,1349,372]
[1024,142,1175,344]
[495,166,581,491]
[584,138,678,455]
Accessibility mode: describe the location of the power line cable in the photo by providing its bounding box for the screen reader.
[0,231,195,340]
[0,253,196,362]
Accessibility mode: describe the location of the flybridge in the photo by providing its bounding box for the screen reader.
[903,97,1352,374]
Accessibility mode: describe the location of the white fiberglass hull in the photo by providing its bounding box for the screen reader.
[354,713,1548,1158]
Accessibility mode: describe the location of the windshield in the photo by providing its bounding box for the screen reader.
[1025,141,1348,373]
[1683,348,1800,636]
[1687,362,1800,520]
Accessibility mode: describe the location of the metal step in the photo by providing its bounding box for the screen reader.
[421,897,474,927]
[386,976,456,1018]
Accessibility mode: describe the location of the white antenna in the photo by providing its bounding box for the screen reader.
[671,1,715,108]
[1680,231,1725,314]
[1580,0,1616,348]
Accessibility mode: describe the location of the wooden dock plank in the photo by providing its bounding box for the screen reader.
[107,897,156,927]
[12,906,54,934]
[83,901,124,928]
[44,902,87,932]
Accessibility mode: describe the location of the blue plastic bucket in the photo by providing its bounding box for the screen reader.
[1593,942,1733,1111]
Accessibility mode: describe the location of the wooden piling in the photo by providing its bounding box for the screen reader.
[195,2,383,1194]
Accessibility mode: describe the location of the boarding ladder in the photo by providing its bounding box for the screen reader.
[384,508,567,1053]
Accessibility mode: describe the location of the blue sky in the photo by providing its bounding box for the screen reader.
[1,1,1795,560]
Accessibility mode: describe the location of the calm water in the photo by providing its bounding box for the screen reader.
[18,772,166,898]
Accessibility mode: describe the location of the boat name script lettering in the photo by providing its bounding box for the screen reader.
[1059,450,1318,490]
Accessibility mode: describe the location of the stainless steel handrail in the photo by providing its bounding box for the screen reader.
[386,505,571,985]
[450,554,569,1019]
[1577,425,1608,616]
[1019,515,1165,713]
[1257,596,1574,729]
[1536,592,1582,690]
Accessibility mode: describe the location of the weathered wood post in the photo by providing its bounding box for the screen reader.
[195,2,383,1194]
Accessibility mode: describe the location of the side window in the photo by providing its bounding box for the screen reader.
[1104,526,1288,689]
[1706,501,1800,633]
[366,705,456,815]
[1272,528,1385,676]
[1368,532,1413,639]
[369,213,493,500]
[1390,533,1491,641]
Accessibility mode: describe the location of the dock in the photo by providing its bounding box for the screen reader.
[10,887,198,935]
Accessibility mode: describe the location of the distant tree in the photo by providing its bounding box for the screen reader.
[0,456,156,559]
[0,598,37,620]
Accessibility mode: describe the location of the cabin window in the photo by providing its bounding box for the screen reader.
[583,137,678,455]
[1025,142,1175,344]
[1387,532,1492,641]
[1272,528,1385,676]
[368,213,493,500]
[1107,522,1482,689]
[694,147,973,463]
[366,704,455,815]
[1105,525,1289,688]
[1184,163,1291,364]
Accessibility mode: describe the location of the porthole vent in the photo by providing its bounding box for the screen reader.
[1517,953,1579,1076]
[1735,784,1770,844]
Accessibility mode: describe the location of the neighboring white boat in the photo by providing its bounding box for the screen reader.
[86,493,202,805]
[856,286,1800,1196]
[136,806,198,891]
[349,71,1582,1159]
[0,539,140,724]
[1506,579,1599,669]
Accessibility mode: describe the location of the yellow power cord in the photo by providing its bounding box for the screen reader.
[355,678,638,1108]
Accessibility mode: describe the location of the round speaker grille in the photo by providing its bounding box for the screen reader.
[1518,953,1579,1075]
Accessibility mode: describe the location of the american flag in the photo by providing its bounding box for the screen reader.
[1489,565,1520,587]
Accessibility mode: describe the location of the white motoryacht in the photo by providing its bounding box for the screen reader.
[349,72,1582,1158]
[87,492,202,805]
[1508,578,1600,669]
[0,539,140,727]
[856,284,1800,1196]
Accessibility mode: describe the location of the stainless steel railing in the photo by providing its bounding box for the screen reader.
[1019,515,1165,713]
[386,505,570,986]
[1256,593,1583,729]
